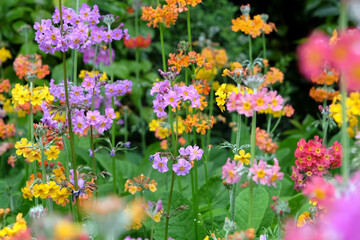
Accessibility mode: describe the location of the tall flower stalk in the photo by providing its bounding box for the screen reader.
[339,1,349,184]
[59,0,81,221]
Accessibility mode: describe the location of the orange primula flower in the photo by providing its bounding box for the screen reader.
[13,54,50,80]
[196,120,210,135]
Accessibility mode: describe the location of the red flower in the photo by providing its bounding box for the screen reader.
[124,34,151,49]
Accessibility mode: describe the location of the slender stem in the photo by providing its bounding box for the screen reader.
[322,99,328,145]
[230,186,236,222]
[270,115,282,134]
[248,35,253,72]
[339,0,349,184]
[159,24,166,72]
[190,168,198,240]
[187,5,192,51]
[29,80,37,205]
[40,143,47,208]
[340,80,349,183]
[262,32,267,60]
[201,135,213,228]
[62,138,74,215]
[73,51,78,85]
[134,7,146,154]
[164,169,175,240]
[59,0,81,222]
[124,107,129,143]
[108,40,117,193]
[248,111,257,228]
[206,74,215,158]
[267,114,272,133]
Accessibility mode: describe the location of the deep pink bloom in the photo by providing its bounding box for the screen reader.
[221,158,242,184]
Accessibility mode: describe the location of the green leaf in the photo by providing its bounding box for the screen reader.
[235,186,269,231]
[0,181,10,209]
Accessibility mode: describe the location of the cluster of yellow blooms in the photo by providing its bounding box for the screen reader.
[124,174,158,195]
[22,167,71,206]
[15,138,61,162]
[11,84,54,107]
[149,117,186,140]
[22,180,71,206]
[0,213,27,239]
[214,82,243,112]
[329,92,360,137]
[78,69,108,81]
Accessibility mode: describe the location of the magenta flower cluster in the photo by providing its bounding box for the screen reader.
[221,158,283,186]
[151,145,204,176]
[226,88,284,117]
[34,4,129,54]
[249,158,284,186]
[150,79,202,118]
[41,75,132,134]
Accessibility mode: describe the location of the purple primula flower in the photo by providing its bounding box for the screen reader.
[173,158,192,176]
[186,145,204,161]
[82,76,95,91]
[124,142,131,148]
[96,115,109,133]
[86,110,101,126]
[163,90,179,108]
[152,155,169,173]
[178,147,190,156]
[105,107,116,120]
[72,115,88,133]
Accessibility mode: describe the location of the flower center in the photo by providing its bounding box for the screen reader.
[90,116,95,121]
[158,162,163,167]
[51,34,57,40]
[257,169,265,178]
[77,122,82,127]
[244,102,251,110]
[179,166,185,171]
[169,97,174,102]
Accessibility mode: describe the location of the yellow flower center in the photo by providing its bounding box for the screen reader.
[169,97,174,102]
[244,102,251,110]
[90,116,95,121]
[158,162,163,167]
[51,34,57,40]
[257,169,265,178]
[179,166,185,171]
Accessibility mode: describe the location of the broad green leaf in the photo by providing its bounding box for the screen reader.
[235,186,269,231]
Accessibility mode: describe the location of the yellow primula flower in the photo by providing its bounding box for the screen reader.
[21,187,33,201]
[45,146,60,160]
[33,184,50,199]
[47,181,60,198]
[0,47,12,63]
[234,150,251,165]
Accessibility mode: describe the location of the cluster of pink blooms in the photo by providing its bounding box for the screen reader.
[226,88,284,117]
[34,4,129,54]
[298,29,360,90]
[150,145,203,176]
[291,136,342,191]
[150,69,202,118]
[284,173,360,240]
[41,74,132,134]
[222,158,284,186]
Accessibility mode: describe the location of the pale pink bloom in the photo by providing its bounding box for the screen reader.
[250,159,271,185]
[221,158,242,184]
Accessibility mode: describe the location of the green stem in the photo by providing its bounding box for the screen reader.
[270,115,282,134]
[201,135,213,228]
[29,80,36,205]
[108,41,117,193]
[322,99,328,145]
[124,107,129,143]
[62,138,74,215]
[262,32,266,60]
[134,8,146,154]
[40,147,47,208]
[159,24,166,72]
[59,0,81,222]
[340,80,349,183]
[248,35,253,72]
[73,51,78,85]
[206,75,215,156]
[187,5,193,51]
[164,169,175,240]
[230,185,236,222]
[248,111,257,228]
[190,168,198,240]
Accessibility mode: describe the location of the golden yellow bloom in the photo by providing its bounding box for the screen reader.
[47,181,60,198]
[33,184,50,199]
[21,187,33,201]
[52,168,66,182]
[0,47,12,63]
[45,146,60,160]
[234,150,251,165]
